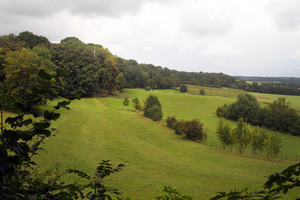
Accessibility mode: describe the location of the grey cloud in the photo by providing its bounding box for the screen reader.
[0,0,176,18]
[179,6,234,37]
[265,0,300,31]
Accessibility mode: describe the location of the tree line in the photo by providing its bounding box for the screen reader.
[216,93,300,136]
[1,31,299,106]
[236,79,300,95]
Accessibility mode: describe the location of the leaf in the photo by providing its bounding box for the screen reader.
[67,169,90,179]
[57,67,69,75]
[44,110,60,121]
[37,94,54,101]
[10,140,23,154]
[49,85,65,90]
[5,115,24,126]
[0,162,10,176]
[38,69,52,81]
[283,187,288,194]
[14,119,33,128]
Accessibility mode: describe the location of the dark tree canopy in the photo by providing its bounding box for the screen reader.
[179,85,188,93]
[143,94,163,121]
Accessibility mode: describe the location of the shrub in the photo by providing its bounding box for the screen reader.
[179,85,187,93]
[175,119,206,142]
[144,94,163,121]
[199,89,205,95]
[123,97,129,106]
[145,86,152,91]
[146,105,163,121]
[132,97,141,110]
[166,116,178,129]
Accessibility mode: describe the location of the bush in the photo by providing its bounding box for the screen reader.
[144,94,163,121]
[175,119,206,142]
[123,97,129,106]
[146,105,163,121]
[166,116,178,129]
[132,97,142,110]
[179,85,187,93]
[199,89,205,95]
[145,86,152,91]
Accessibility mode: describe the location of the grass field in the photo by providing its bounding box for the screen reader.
[102,89,300,161]
[28,87,300,199]
[249,92,300,112]
[176,84,246,98]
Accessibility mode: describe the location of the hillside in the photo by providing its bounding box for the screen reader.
[34,90,300,199]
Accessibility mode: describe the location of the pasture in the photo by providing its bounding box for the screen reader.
[176,84,246,98]
[30,87,300,199]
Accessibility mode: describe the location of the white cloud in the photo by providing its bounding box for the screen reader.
[178,43,195,52]
[292,50,300,58]
[143,46,153,51]
[214,61,226,65]
[265,0,300,31]
[1,0,300,77]
[203,42,243,55]
[179,1,234,37]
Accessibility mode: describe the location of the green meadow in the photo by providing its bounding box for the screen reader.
[177,84,246,98]
[30,87,300,199]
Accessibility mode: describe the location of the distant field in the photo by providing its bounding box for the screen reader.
[246,81,282,85]
[102,89,300,161]
[175,84,246,98]
[32,97,299,199]
[249,92,300,112]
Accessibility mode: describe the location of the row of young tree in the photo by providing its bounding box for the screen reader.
[216,93,300,136]
[216,118,282,158]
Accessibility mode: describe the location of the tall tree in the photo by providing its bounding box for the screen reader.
[3,48,49,102]
[231,118,251,154]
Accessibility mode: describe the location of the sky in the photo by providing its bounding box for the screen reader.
[0,0,300,77]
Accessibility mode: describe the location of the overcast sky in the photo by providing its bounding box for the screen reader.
[1,0,300,77]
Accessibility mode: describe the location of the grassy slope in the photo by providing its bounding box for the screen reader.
[32,92,299,199]
[182,84,246,98]
[103,89,300,161]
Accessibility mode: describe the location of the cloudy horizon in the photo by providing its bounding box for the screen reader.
[1,0,300,77]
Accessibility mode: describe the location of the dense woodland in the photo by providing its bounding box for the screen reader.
[1,31,299,103]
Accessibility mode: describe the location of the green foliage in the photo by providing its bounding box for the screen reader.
[265,98,300,135]
[3,48,50,103]
[175,119,206,142]
[166,116,178,129]
[156,186,193,200]
[0,69,126,199]
[199,89,205,95]
[216,95,300,136]
[145,86,152,91]
[132,97,142,110]
[146,105,163,121]
[216,119,233,150]
[265,133,282,159]
[231,118,251,154]
[250,128,268,156]
[179,85,187,93]
[123,97,129,106]
[15,31,51,49]
[144,94,163,121]
[216,118,283,158]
